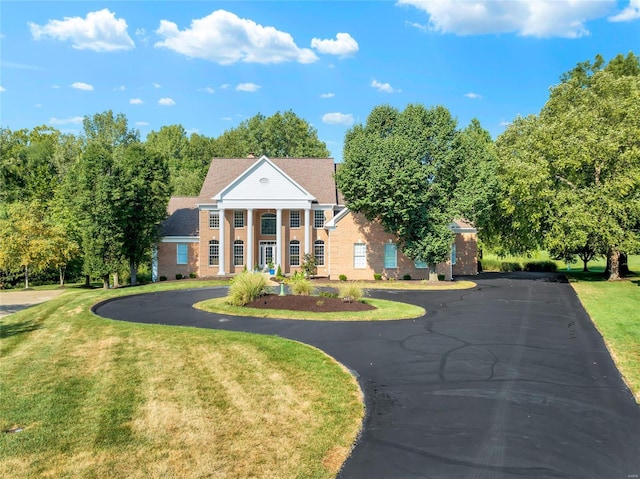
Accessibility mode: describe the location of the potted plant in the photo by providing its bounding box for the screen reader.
[268,261,275,275]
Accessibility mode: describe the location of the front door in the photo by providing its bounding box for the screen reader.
[259,241,277,269]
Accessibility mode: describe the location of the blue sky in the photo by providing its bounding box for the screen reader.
[1,1,639,161]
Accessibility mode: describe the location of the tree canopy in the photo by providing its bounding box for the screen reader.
[491,53,640,279]
[336,103,497,277]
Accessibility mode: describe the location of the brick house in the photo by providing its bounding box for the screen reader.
[155,155,478,280]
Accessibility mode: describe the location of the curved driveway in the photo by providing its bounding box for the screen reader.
[95,273,640,479]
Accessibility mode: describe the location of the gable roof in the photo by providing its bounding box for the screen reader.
[199,157,340,205]
[161,196,199,237]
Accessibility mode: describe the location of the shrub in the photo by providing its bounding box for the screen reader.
[339,283,364,303]
[524,261,557,272]
[226,271,270,306]
[159,275,167,282]
[403,274,412,280]
[290,275,315,296]
[276,264,283,277]
[479,258,501,271]
[301,254,317,278]
[189,272,197,279]
[339,274,347,282]
[500,262,522,272]
[437,274,445,281]
[373,273,382,281]
[319,291,339,298]
[175,273,183,280]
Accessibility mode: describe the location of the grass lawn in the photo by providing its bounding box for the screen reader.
[0,282,364,479]
[195,297,426,321]
[312,279,476,291]
[568,272,640,403]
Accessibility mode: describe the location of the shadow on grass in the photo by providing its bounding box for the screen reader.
[566,271,640,283]
[0,319,43,339]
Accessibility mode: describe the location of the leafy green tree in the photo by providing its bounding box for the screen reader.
[217,110,330,158]
[493,55,640,280]
[337,104,494,279]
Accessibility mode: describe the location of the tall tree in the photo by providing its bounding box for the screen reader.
[336,104,494,279]
[217,110,330,158]
[493,54,640,280]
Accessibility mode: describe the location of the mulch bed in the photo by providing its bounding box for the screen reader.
[245,294,376,313]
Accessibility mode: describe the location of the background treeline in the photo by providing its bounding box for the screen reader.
[0,110,329,288]
[1,52,638,288]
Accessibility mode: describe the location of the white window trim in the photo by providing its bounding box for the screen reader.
[289,240,300,266]
[314,240,325,266]
[313,210,325,229]
[233,210,245,228]
[290,210,301,228]
[209,240,219,266]
[261,212,277,235]
[209,211,220,229]
[176,243,188,265]
[354,243,367,269]
[233,240,244,266]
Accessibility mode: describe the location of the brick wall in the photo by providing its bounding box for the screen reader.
[329,212,477,280]
[157,241,199,279]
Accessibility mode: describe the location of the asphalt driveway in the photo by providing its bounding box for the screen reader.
[94,273,640,479]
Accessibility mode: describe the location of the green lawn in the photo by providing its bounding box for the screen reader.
[0,282,363,479]
[481,251,640,274]
[568,273,640,402]
[195,296,426,321]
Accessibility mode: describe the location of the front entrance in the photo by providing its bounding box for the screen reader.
[259,241,277,269]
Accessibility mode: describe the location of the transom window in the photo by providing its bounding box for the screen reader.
[290,210,300,228]
[209,240,219,266]
[177,243,188,265]
[314,210,325,228]
[233,210,245,228]
[261,213,276,235]
[289,240,300,266]
[209,211,219,229]
[314,240,325,266]
[354,243,366,269]
[233,240,244,266]
[384,243,398,268]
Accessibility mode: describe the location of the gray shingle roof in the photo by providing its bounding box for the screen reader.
[161,196,199,237]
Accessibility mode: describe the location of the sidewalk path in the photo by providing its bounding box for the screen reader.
[0,289,65,318]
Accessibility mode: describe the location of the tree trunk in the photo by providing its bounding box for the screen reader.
[113,272,120,288]
[428,263,439,282]
[582,258,589,272]
[102,274,109,289]
[59,266,65,287]
[620,253,630,276]
[24,265,30,289]
[129,259,137,286]
[85,275,91,288]
[606,250,621,281]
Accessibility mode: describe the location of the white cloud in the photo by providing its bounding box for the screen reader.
[158,97,175,106]
[372,79,400,93]
[311,32,359,57]
[464,92,482,99]
[114,85,125,91]
[322,112,354,126]
[221,116,232,121]
[71,82,93,91]
[155,10,317,64]
[130,98,143,104]
[405,20,428,31]
[609,0,640,21]
[135,121,150,126]
[235,82,261,92]
[52,85,60,89]
[1,61,41,70]
[320,92,335,98]
[0,86,5,92]
[153,82,161,88]
[29,9,134,51]
[135,27,150,45]
[220,84,230,89]
[398,0,614,38]
[199,87,215,93]
[49,116,84,125]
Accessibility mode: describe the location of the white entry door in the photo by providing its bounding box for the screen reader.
[259,241,277,268]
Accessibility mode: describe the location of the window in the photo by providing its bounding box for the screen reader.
[414,259,428,269]
[384,243,398,268]
[290,210,300,228]
[261,213,276,235]
[314,240,325,266]
[177,243,188,265]
[451,243,457,265]
[233,210,244,228]
[209,211,219,229]
[354,243,367,269]
[233,240,244,266]
[209,240,219,266]
[289,240,300,266]
[314,210,325,228]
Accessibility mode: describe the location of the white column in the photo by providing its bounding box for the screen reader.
[218,209,226,275]
[247,208,254,271]
[304,208,311,255]
[276,208,283,270]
